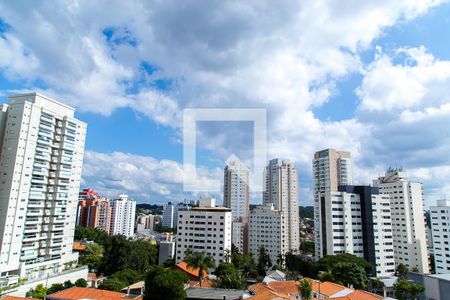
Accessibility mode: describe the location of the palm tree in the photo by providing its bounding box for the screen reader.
[298,278,312,300]
[184,250,215,287]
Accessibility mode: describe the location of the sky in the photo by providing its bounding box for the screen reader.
[1,1,450,206]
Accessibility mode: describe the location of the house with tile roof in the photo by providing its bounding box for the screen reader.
[248,279,384,300]
[46,287,141,300]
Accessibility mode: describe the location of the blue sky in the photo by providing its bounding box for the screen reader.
[1,1,450,206]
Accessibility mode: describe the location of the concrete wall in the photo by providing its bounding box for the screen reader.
[4,266,88,297]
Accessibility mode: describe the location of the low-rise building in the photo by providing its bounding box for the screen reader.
[158,241,175,265]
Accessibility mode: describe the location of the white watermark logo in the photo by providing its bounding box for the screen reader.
[183,108,266,192]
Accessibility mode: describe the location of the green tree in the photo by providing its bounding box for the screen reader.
[98,235,129,275]
[47,283,65,295]
[79,243,104,270]
[331,262,368,289]
[257,246,272,276]
[298,278,312,300]
[163,258,176,268]
[75,226,109,244]
[98,278,127,292]
[395,264,409,280]
[111,269,143,285]
[285,252,315,278]
[26,284,47,299]
[214,263,245,289]
[300,241,315,255]
[316,254,372,275]
[64,280,75,289]
[184,250,215,287]
[394,279,425,300]
[144,265,189,300]
[75,278,88,287]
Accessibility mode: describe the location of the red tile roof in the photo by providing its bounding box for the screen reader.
[2,296,37,300]
[173,262,207,279]
[46,287,130,300]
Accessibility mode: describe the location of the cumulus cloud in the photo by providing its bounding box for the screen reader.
[82,150,222,202]
[0,1,449,205]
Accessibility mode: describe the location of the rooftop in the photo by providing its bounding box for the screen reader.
[46,287,140,300]
[186,287,246,300]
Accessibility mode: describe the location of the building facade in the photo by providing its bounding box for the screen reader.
[248,204,282,265]
[373,169,430,273]
[175,198,232,266]
[223,159,249,254]
[430,199,450,274]
[77,189,111,234]
[0,93,86,284]
[313,148,352,259]
[263,158,300,255]
[109,194,136,238]
[162,202,177,229]
[319,185,395,276]
[136,214,155,233]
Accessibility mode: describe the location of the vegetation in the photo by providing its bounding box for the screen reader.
[257,246,272,276]
[47,283,65,295]
[75,278,88,287]
[183,250,215,287]
[299,241,315,256]
[26,284,47,299]
[98,278,128,292]
[79,243,104,271]
[136,203,163,215]
[395,263,409,280]
[299,206,314,219]
[214,263,246,289]
[394,279,425,300]
[285,252,372,289]
[144,265,189,300]
[298,279,312,300]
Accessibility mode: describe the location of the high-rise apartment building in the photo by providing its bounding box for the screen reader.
[77,188,111,234]
[313,148,352,258]
[263,158,300,254]
[319,185,395,277]
[109,194,136,238]
[175,198,232,266]
[0,93,86,283]
[223,159,249,254]
[373,169,429,273]
[248,204,282,265]
[430,199,450,274]
[162,202,177,229]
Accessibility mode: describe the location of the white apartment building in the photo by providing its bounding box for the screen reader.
[0,93,86,285]
[263,158,300,254]
[430,199,450,274]
[319,186,395,277]
[110,194,136,238]
[162,202,177,229]
[248,205,282,265]
[223,159,249,254]
[175,198,232,266]
[313,148,352,259]
[373,169,430,273]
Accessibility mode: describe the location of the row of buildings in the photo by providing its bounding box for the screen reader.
[173,148,450,278]
[77,189,136,238]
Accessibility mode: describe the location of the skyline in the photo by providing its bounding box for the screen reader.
[1,2,450,205]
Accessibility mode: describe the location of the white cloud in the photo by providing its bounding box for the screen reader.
[1,1,449,205]
[81,150,222,203]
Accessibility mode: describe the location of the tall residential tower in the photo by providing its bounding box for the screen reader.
[0,93,86,283]
[262,158,299,254]
[223,159,249,253]
[373,169,429,273]
[313,148,352,258]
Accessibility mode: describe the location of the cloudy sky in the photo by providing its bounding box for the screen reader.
[1,1,450,206]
